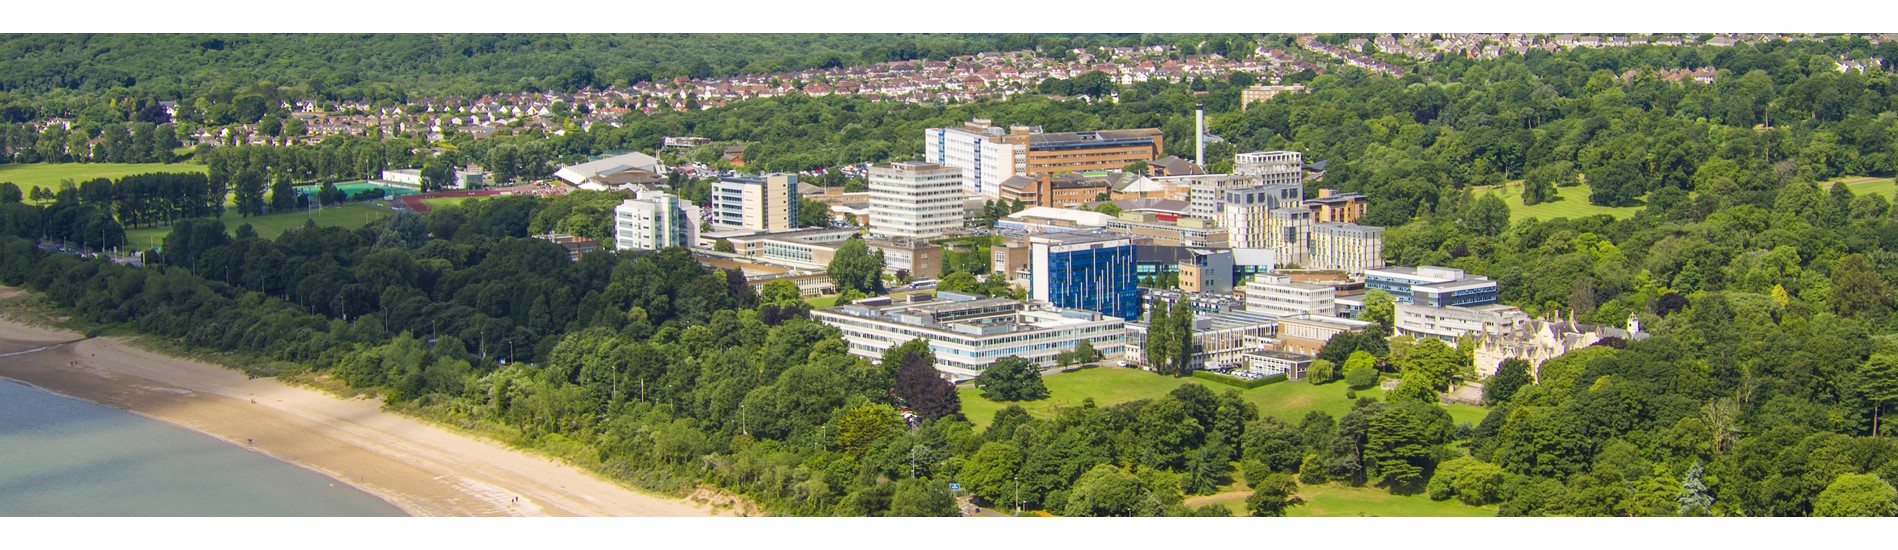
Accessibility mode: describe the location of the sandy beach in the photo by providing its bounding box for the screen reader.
[0,293,718,517]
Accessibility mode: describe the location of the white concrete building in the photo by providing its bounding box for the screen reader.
[1232,151,1304,185]
[810,293,1127,380]
[1244,275,1338,318]
[868,161,965,239]
[1394,302,1531,345]
[710,174,798,231]
[925,119,1029,198]
[1125,310,1282,372]
[613,189,698,251]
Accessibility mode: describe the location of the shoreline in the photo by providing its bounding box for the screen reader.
[0,303,719,517]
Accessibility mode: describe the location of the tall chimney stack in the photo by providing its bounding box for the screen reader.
[1195,103,1205,169]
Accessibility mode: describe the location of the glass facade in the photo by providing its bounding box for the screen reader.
[1045,244,1139,320]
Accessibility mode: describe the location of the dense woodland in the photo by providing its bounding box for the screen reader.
[4,36,1898,515]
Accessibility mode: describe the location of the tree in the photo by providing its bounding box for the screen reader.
[835,404,902,459]
[713,238,734,253]
[1244,473,1302,517]
[1240,417,1305,472]
[1357,289,1394,328]
[974,356,1049,402]
[1484,358,1533,405]
[1064,464,1150,517]
[0,183,20,204]
[1055,340,1102,368]
[269,174,297,213]
[760,279,802,306]
[1832,254,1890,316]
[1463,194,1510,237]
[1164,301,1196,376]
[1427,456,1507,506]
[1343,351,1380,389]
[1677,461,1714,516]
[421,160,455,192]
[1812,473,1898,517]
[1144,297,1171,370]
[1307,359,1338,384]
[894,348,961,421]
[797,197,831,228]
[827,237,885,296]
[232,168,266,217]
[889,477,960,517]
[1860,354,1898,437]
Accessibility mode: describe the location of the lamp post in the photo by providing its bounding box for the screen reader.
[1014,476,1021,517]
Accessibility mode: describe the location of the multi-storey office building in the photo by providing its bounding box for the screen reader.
[812,293,1127,380]
[1394,302,1530,345]
[927,118,1163,199]
[1030,233,1140,320]
[710,173,798,231]
[868,161,964,239]
[1232,151,1304,185]
[1125,310,1281,371]
[613,189,699,251]
[1308,222,1386,274]
[1243,275,1338,318]
[1364,265,1499,306]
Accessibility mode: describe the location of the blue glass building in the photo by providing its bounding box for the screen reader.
[1030,233,1140,320]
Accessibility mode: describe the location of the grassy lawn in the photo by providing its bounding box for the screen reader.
[1822,175,1895,198]
[421,196,474,209]
[0,163,207,197]
[1473,182,1646,222]
[960,366,1490,430]
[123,203,394,249]
[1288,483,1497,517]
[804,295,840,308]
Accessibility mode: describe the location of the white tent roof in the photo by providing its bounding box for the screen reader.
[554,151,661,184]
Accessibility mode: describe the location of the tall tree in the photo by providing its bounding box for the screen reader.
[1832,254,1890,316]
[269,174,296,213]
[1812,473,1898,517]
[827,237,885,296]
[1463,194,1510,237]
[1859,354,1898,437]
[974,356,1048,402]
[232,168,266,217]
[1485,358,1533,405]
[894,348,961,421]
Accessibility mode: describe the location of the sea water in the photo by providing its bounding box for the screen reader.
[0,379,405,516]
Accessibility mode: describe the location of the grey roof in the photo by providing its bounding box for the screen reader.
[556,151,660,184]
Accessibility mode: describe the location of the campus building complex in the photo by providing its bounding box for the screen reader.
[812,293,1127,379]
[926,118,1163,200]
[613,189,699,251]
[710,174,799,231]
[868,161,964,239]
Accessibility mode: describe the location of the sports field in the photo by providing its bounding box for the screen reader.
[123,203,394,249]
[1472,182,1646,222]
[959,366,1488,429]
[0,163,207,198]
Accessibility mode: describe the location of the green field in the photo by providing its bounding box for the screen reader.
[0,163,207,197]
[1187,482,1496,517]
[959,366,1488,429]
[1822,175,1895,199]
[421,196,474,209]
[1474,182,1646,222]
[123,203,394,249]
